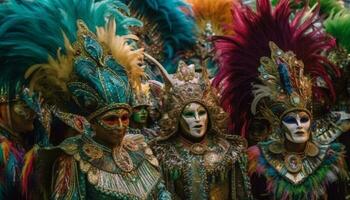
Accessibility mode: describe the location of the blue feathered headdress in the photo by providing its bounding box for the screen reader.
[0,0,145,118]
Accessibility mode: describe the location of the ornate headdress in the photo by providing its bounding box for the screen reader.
[213,0,339,137]
[179,0,236,77]
[123,0,197,73]
[0,0,144,120]
[149,57,229,139]
[131,82,152,108]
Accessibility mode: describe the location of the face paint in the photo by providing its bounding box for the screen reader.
[180,103,208,139]
[132,106,148,124]
[282,111,311,144]
[96,109,130,131]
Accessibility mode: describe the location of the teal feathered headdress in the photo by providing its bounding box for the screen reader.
[0,0,145,119]
[121,0,197,73]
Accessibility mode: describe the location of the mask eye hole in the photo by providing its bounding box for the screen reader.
[300,116,309,123]
[198,110,206,116]
[101,116,118,124]
[282,116,297,124]
[183,111,195,118]
[121,114,129,122]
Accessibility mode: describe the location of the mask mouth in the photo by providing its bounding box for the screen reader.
[295,130,305,135]
[193,124,203,129]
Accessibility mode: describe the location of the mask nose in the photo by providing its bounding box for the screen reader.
[194,112,200,121]
[296,115,302,128]
[116,118,123,128]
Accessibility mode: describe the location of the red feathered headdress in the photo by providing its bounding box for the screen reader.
[213,0,339,137]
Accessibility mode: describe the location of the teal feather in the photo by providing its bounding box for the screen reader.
[121,0,197,73]
[0,0,141,80]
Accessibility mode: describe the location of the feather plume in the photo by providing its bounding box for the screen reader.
[25,33,74,96]
[324,10,350,52]
[186,0,235,35]
[0,140,10,165]
[96,18,144,92]
[124,0,197,73]
[250,142,347,199]
[213,0,338,137]
[21,146,38,198]
[0,0,141,107]
[309,0,344,16]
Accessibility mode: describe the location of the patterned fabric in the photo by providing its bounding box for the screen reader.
[248,142,348,199]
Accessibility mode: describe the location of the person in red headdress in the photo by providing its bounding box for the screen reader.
[213,0,350,199]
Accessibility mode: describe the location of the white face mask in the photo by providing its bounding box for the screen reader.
[180,103,209,139]
[282,111,311,144]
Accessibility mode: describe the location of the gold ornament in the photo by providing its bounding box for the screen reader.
[112,147,134,172]
[83,144,103,159]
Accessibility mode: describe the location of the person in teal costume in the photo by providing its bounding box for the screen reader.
[0,0,172,199]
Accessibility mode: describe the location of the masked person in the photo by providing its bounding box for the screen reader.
[150,61,252,200]
[0,20,51,199]
[129,83,159,141]
[213,0,349,199]
[0,80,37,199]
[0,0,171,199]
[121,0,196,74]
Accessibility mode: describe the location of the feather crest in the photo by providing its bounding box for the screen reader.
[213,0,338,136]
[324,10,350,52]
[96,18,145,92]
[186,0,235,35]
[0,0,140,99]
[125,0,197,73]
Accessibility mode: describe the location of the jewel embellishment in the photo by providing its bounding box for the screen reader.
[113,147,134,172]
[284,154,302,173]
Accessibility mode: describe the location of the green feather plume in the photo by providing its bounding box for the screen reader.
[324,10,350,52]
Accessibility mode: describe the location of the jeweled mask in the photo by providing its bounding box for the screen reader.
[282,110,311,144]
[150,59,229,139]
[180,102,209,139]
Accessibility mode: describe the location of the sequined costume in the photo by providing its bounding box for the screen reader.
[212,0,349,199]
[0,0,171,199]
[150,61,252,199]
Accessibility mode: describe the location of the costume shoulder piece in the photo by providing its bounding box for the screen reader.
[248,140,347,199]
[123,134,159,168]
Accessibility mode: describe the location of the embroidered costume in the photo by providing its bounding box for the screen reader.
[0,0,171,199]
[151,62,252,199]
[213,0,349,199]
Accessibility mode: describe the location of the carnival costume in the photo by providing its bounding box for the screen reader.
[0,79,48,199]
[0,0,171,199]
[213,0,348,199]
[120,0,196,74]
[128,82,159,141]
[151,61,252,199]
[0,2,53,198]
